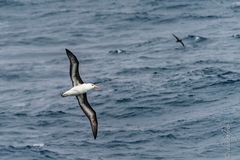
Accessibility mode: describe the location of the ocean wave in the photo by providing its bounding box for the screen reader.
[4,144,45,151]
[36,118,67,127]
[121,12,178,24]
[20,36,65,46]
[187,35,208,42]
[208,79,240,87]
[0,0,62,7]
[113,111,137,119]
[182,14,224,20]
[193,59,234,65]
[0,0,24,7]
[108,49,127,55]
[157,133,177,139]
[232,34,240,38]
[36,110,67,117]
[231,2,240,9]
[115,98,133,103]
[116,65,185,76]
[164,4,191,9]
[1,144,64,159]
[37,9,72,18]
[133,37,165,48]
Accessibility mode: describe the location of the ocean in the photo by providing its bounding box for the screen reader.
[1,0,240,159]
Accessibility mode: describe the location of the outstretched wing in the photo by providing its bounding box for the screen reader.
[172,33,180,41]
[65,49,84,86]
[180,41,185,47]
[76,93,98,139]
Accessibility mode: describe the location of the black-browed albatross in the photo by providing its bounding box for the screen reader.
[61,49,100,139]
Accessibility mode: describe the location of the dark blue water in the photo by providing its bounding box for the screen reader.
[1,0,240,159]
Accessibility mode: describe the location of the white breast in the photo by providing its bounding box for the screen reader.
[62,84,89,96]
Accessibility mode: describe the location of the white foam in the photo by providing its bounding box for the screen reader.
[231,2,240,8]
[32,143,45,147]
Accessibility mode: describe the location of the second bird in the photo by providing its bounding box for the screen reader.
[172,33,185,47]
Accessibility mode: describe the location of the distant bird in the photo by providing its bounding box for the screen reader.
[172,33,185,47]
[61,49,100,139]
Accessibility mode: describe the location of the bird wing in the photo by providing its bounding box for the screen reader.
[172,33,180,41]
[76,93,98,139]
[180,41,185,47]
[65,49,84,86]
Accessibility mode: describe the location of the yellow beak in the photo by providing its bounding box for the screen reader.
[94,84,101,90]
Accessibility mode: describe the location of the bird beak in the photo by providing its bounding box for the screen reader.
[94,84,101,90]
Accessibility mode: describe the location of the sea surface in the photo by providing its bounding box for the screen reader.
[1,0,240,159]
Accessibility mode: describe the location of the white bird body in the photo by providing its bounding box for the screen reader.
[62,83,95,97]
[62,49,100,139]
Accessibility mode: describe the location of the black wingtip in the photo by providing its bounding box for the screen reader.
[91,119,98,139]
[65,48,70,52]
[65,48,77,59]
[65,48,72,55]
[93,126,97,139]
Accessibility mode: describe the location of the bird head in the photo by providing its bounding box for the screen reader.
[87,83,101,91]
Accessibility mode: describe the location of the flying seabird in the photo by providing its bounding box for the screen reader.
[61,49,100,139]
[172,33,185,47]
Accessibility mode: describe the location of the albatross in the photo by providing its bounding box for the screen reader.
[61,49,100,139]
